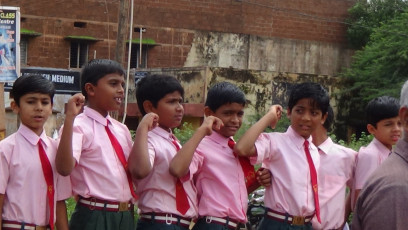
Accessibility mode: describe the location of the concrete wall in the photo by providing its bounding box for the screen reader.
[185,32,353,76]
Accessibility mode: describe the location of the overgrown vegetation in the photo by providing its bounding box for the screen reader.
[340,1,408,135]
[173,122,195,145]
[346,0,408,49]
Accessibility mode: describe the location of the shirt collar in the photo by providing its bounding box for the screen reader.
[286,126,316,151]
[18,123,49,147]
[316,137,334,155]
[84,106,110,126]
[207,131,231,147]
[372,137,392,157]
[151,126,174,141]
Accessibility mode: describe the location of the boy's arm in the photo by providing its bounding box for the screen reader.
[343,191,352,227]
[128,113,159,180]
[56,94,85,176]
[235,105,282,157]
[169,116,222,178]
[55,200,69,230]
[247,168,272,194]
[0,194,3,229]
[353,189,361,210]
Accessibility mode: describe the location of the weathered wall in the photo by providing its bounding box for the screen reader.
[185,32,353,76]
[136,67,342,122]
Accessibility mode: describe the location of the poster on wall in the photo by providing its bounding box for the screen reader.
[0,6,19,82]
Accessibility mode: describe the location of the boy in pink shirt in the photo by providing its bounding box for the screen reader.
[235,82,330,230]
[170,82,271,230]
[0,75,71,230]
[56,59,136,230]
[353,96,401,208]
[311,106,357,230]
[128,74,200,230]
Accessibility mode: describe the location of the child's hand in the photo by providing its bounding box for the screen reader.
[139,112,159,131]
[268,105,283,129]
[200,116,224,136]
[256,167,272,187]
[66,93,85,117]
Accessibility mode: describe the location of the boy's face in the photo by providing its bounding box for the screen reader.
[368,116,401,149]
[288,98,326,139]
[11,93,53,136]
[85,73,125,117]
[206,102,244,138]
[149,91,184,130]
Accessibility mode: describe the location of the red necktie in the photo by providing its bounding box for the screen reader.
[171,135,190,215]
[38,140,55,230]
[105,121,138,199]
[228,138,256,189]
[304,140,321,223]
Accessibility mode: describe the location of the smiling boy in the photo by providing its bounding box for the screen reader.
[235,82,330,230]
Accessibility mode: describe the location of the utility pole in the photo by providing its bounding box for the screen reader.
[115,0,129,65]
[112,0,129,120]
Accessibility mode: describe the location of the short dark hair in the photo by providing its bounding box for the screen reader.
[80,59,125,99]
[136,74,184,115]
[10,75,55,106]
[205,82,246,112]
[323,106,334,132]
[366,96,399,127]
[288,82,330,116]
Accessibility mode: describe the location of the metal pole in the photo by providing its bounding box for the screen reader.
[122,0,134,123]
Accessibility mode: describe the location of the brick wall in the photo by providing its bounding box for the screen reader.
[133,0,355,43]
[4,0,355,69]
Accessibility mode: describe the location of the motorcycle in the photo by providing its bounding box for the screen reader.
[245,188,266,230]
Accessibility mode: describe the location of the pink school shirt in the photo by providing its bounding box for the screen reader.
[192,131,248,223]
[311,137,357,230]
[354,138,391,190]
[135,127,198,218]
[253,126,320,217]
[0,124,71,226]
[67,106,133,202]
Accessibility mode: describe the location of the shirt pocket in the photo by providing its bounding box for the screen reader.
[322,175,348,198]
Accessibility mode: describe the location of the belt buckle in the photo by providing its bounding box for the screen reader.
[35,226,47,230]
[118,202,128,211]
[292,216,305,226]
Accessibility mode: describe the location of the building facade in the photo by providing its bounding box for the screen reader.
[1,0,356,137]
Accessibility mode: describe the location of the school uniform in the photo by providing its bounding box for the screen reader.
[354,138,391,191]
[311,137,357,230]
[66,106,135,230]
[0,124,71,229]
[135,126,198,230]
[191,131,248,230]
[253,126,320,230]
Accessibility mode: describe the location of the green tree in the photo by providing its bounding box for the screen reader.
[339,12,408,135]
[346,0,408,49]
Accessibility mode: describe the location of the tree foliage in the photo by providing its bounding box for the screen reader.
[339,12,408,132]
[346,0,408,49]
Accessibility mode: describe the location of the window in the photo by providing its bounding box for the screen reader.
[70,41,88,68]
[130,44,148,68]
[20,37,28,65]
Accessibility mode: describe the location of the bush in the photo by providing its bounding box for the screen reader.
[173,122,195,145]
[331,131,373,151]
